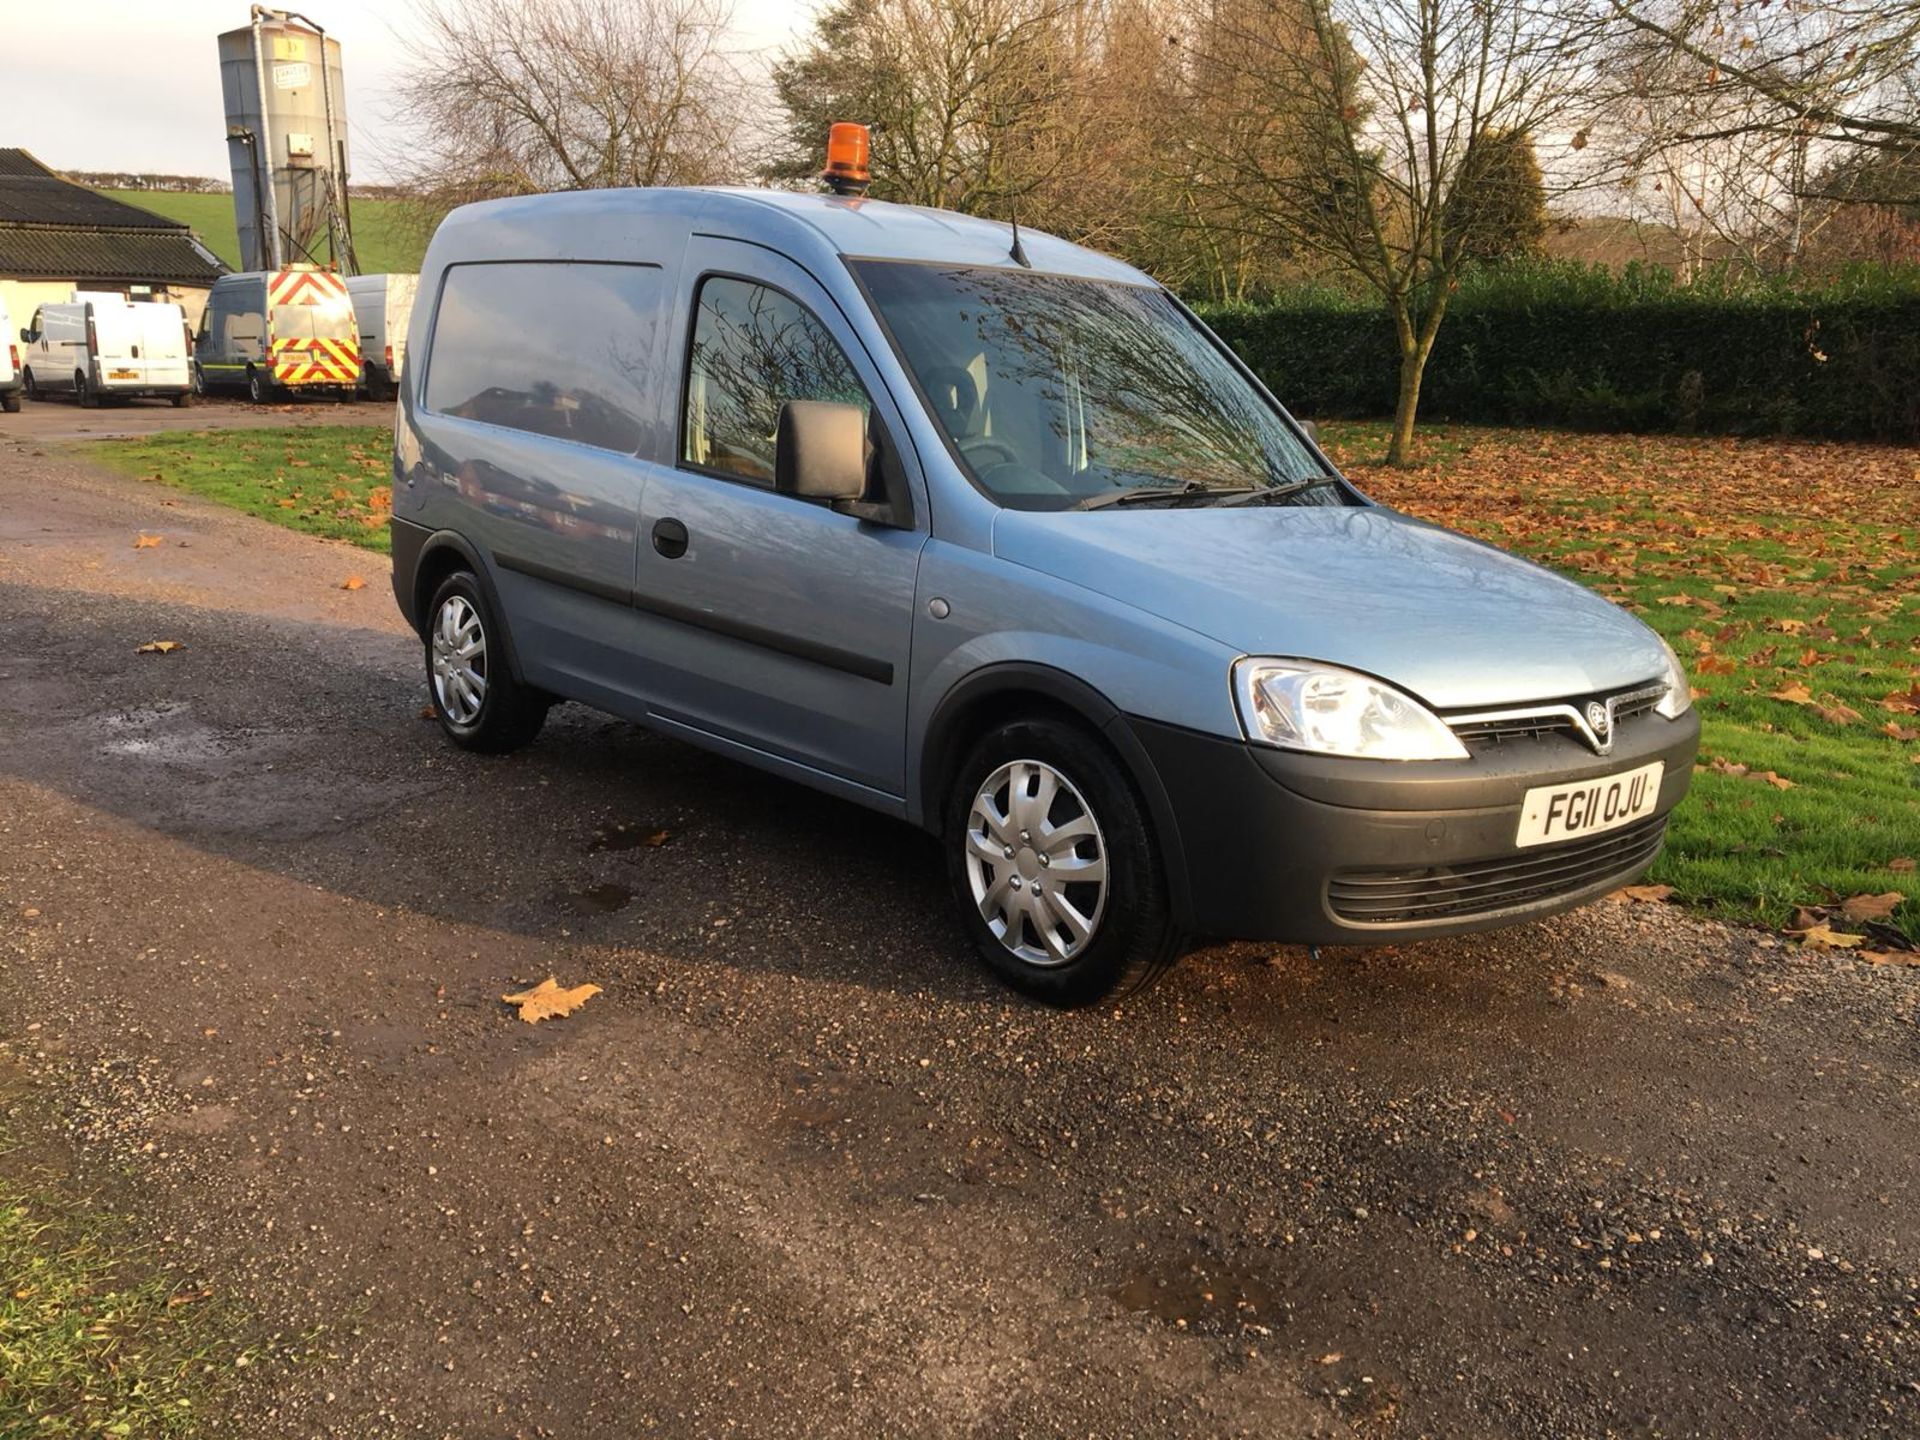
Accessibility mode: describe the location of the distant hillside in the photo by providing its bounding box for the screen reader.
[99,188,429,275]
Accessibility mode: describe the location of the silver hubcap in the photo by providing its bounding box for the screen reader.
[965,759,1107,967]
[430,595,487,726]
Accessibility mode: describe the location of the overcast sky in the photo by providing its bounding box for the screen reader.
[1,0,816,183]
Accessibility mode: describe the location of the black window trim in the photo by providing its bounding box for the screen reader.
[418,257,663,459]
[673,267,913,527]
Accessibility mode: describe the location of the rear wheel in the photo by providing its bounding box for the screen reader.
[945,716,1182,1006]
[1,390,18,414]
[171,388,194,408]
[425,571,549,753]
[76,370,97,408]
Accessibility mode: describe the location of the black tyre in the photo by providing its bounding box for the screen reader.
[171,388,194,409]
[21,368,39,402]
[0,390,18,414]
[76,371,98,408]
[247,366,274,405]
[945,716,1182,1006]
[424,571,548,753]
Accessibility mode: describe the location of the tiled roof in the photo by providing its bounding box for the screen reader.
[0,148,182,228]
[0,148,225,284]
[0,226,225,285]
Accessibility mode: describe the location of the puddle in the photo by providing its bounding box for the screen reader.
[1112,1258,1288,1333]
[574,882,634,913]
[95,703,251,765]
[589,822,671,853]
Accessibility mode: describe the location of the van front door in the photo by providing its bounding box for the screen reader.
[630,244,927,809]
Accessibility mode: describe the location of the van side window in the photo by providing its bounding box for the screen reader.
[682,277,868,485]
[425,261,659,454]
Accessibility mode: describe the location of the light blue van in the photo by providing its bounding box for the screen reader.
[389,186,1698,1005]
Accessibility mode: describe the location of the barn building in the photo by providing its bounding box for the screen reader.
[0,149,226,329]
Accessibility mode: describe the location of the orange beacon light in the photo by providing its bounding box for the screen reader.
[823,122,872,196]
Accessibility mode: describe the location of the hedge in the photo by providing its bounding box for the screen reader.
[1196,262,1920,442]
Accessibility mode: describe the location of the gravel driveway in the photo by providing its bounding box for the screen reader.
[2,428,1916,1437]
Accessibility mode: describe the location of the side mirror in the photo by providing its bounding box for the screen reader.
[18,328,34,344]
[775,400,868,503]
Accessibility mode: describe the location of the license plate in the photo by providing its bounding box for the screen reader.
[108,368,138,380]
[1515,761,1664,848]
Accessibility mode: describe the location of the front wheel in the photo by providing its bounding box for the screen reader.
[76,371,98,408]
[424,571,549,753]
[945,717,1182,1007]
[21,368,39,402]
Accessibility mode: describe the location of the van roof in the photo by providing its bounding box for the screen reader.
[432,185,1153,286]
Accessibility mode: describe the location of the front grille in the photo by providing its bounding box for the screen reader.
[1446,681,1666,752]
[1327,816,1668,925]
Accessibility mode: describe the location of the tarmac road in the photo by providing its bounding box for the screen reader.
[1,424,1916,1437]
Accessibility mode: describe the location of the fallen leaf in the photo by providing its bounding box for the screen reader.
[1890,858,1916,873]
[1881,685,1920,715]
[340,575,367,591]
[1769,682,1813,705]
[502,975,602,1024]
[1813,701,1861,726]
[1610,883,1674,903]
[1785,922,1866,951]
[136,640,183,655]
[1884,722,1920,742]
[1838,892,1905,923]
[134,533,163,548]
[419,705,437,720]
[1317,1352,1344,1365]
[646,830,672,848]
[1861,951,1920,968]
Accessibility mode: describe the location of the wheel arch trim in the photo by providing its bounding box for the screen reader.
[402,527,531,686]
[915,661,1196,930]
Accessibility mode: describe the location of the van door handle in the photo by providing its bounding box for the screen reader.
[652,517,689,559]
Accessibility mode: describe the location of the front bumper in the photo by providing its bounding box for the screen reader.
[1129,707,1700,944]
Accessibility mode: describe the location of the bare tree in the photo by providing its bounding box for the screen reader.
[770,0,1086,215]
[390,0,750,212]
[1597,1,1920,182]
[1181,0,1586,463]
[1568,2,1920,272]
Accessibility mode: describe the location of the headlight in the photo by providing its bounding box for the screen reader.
[1231,658,1468,761]
[1654,637,1692,719]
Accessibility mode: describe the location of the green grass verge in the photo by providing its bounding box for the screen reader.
[0,1146,238,1435]
[101,189,431,276]
[1323,420,1919,940]
[86,426,394,553]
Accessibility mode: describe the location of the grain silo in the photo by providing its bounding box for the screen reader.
[217,8,359,274]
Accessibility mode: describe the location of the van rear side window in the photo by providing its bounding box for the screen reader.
[425,261,659,454]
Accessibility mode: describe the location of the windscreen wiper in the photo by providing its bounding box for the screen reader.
[1075,482,1255,511]
[1206,477,1343,507]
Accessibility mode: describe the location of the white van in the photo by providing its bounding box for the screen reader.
[20,293,194,407]
[0,296,20,412]
[346,273,416,401]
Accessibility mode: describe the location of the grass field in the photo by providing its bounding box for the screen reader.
[102,189,429,276]
[79,420,1919,941]
[87,426,395,553]
[0,1137,237,1435]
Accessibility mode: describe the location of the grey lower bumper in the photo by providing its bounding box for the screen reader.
[1128,708,1700,944]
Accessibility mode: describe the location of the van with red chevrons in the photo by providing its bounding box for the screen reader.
[196,265,362,404]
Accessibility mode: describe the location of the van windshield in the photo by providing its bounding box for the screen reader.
[853,261,1333,511]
